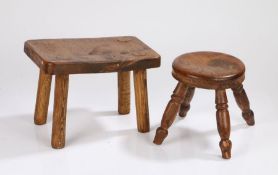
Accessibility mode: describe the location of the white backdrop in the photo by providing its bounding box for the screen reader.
[0,0,278,175]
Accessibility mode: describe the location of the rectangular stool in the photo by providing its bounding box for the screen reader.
[24,36,160,148]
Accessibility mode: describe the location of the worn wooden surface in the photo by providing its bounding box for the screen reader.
[232,85,255,125]
[51,75,69,149]
[34,70,52,125]
[172,51,245,89]
[215,89,232,159]
[133,69,150,133]
[179,86,195,117]
[118,71,130,115]
[24,36,161,74]
[154,51,255,159]
[27,36,161,148]
[153,82,187,145]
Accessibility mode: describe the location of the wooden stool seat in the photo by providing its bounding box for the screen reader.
[25,36,160,74]
[154,51,254,159]
[172,52,245,89]
[24,36,160,149]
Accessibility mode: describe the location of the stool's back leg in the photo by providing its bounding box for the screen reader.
[153,82,188,145]
[232,85,255,126]
[179,87,195,117]
[215,89,232,159]
[133,69,150,133]
[51,75,69,149]
[34,70,52,125]
[118,71,130,115]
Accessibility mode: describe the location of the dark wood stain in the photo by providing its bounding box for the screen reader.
[207,58,238,69]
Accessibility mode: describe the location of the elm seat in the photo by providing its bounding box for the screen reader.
[24,36,160,149]
[153,51,255,159]
[172,52,246,89]
[24,36,160,74]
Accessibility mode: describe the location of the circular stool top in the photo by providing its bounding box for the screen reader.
[172,52,246,89]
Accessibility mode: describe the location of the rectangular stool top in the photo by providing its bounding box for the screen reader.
[24,36,161,74]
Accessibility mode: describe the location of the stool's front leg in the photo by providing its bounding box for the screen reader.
[179,87,195,117]
[118,71,130,115]
[232,85,255,126]
[133,69,150,133]
[153,82,188,145]
[34,70,52,125]
[215,89,232,159]
[51,75,69,149]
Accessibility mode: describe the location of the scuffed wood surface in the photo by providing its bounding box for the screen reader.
[24,36,160,74]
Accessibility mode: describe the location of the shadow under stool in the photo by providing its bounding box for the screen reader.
[24,36,160,149]
[153,51,254,159]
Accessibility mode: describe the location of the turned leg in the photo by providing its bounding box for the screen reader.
[34,70,52,125]
[133,69,150,133]
[232,85,255,126]
[118,71,130,115]
[153,82,188,145]
[179,87,195,117]
[215,89,232,159]
[51,75,69,149]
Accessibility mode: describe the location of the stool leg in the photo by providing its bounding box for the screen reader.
[133,69,150,133]
[34,70,52,125]
[215,89,232,159]
[232,85,255,126]
[118,71,130,115]
[51,75,69,149]
[153,82,188,145]
[179,87,195,117]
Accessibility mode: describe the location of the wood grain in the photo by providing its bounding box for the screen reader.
[34,70,52,125]
[232,85,255,125]
[153,82,187,145]
[172,51,245,89]
[26,36,161,149]
[215,89,232,159]
[24,36,161,74]
[118,71,130,114]
[133,69,150,133]
[51,75,69,149]
[173,51,245,81]
[179,87,195,117]
[154,51,254,159]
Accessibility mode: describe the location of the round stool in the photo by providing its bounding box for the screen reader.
[153,51,255,159]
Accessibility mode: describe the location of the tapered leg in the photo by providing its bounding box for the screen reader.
[153,82,188,145]
[232,85,255,126]
[34,70,52,125]
[133,69,150,133]
[118,71,130,115]
[215,89,232,159]
[179,87,195,117]
[51,75,69,149]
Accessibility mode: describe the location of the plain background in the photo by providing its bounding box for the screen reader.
[0,0,278,174]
